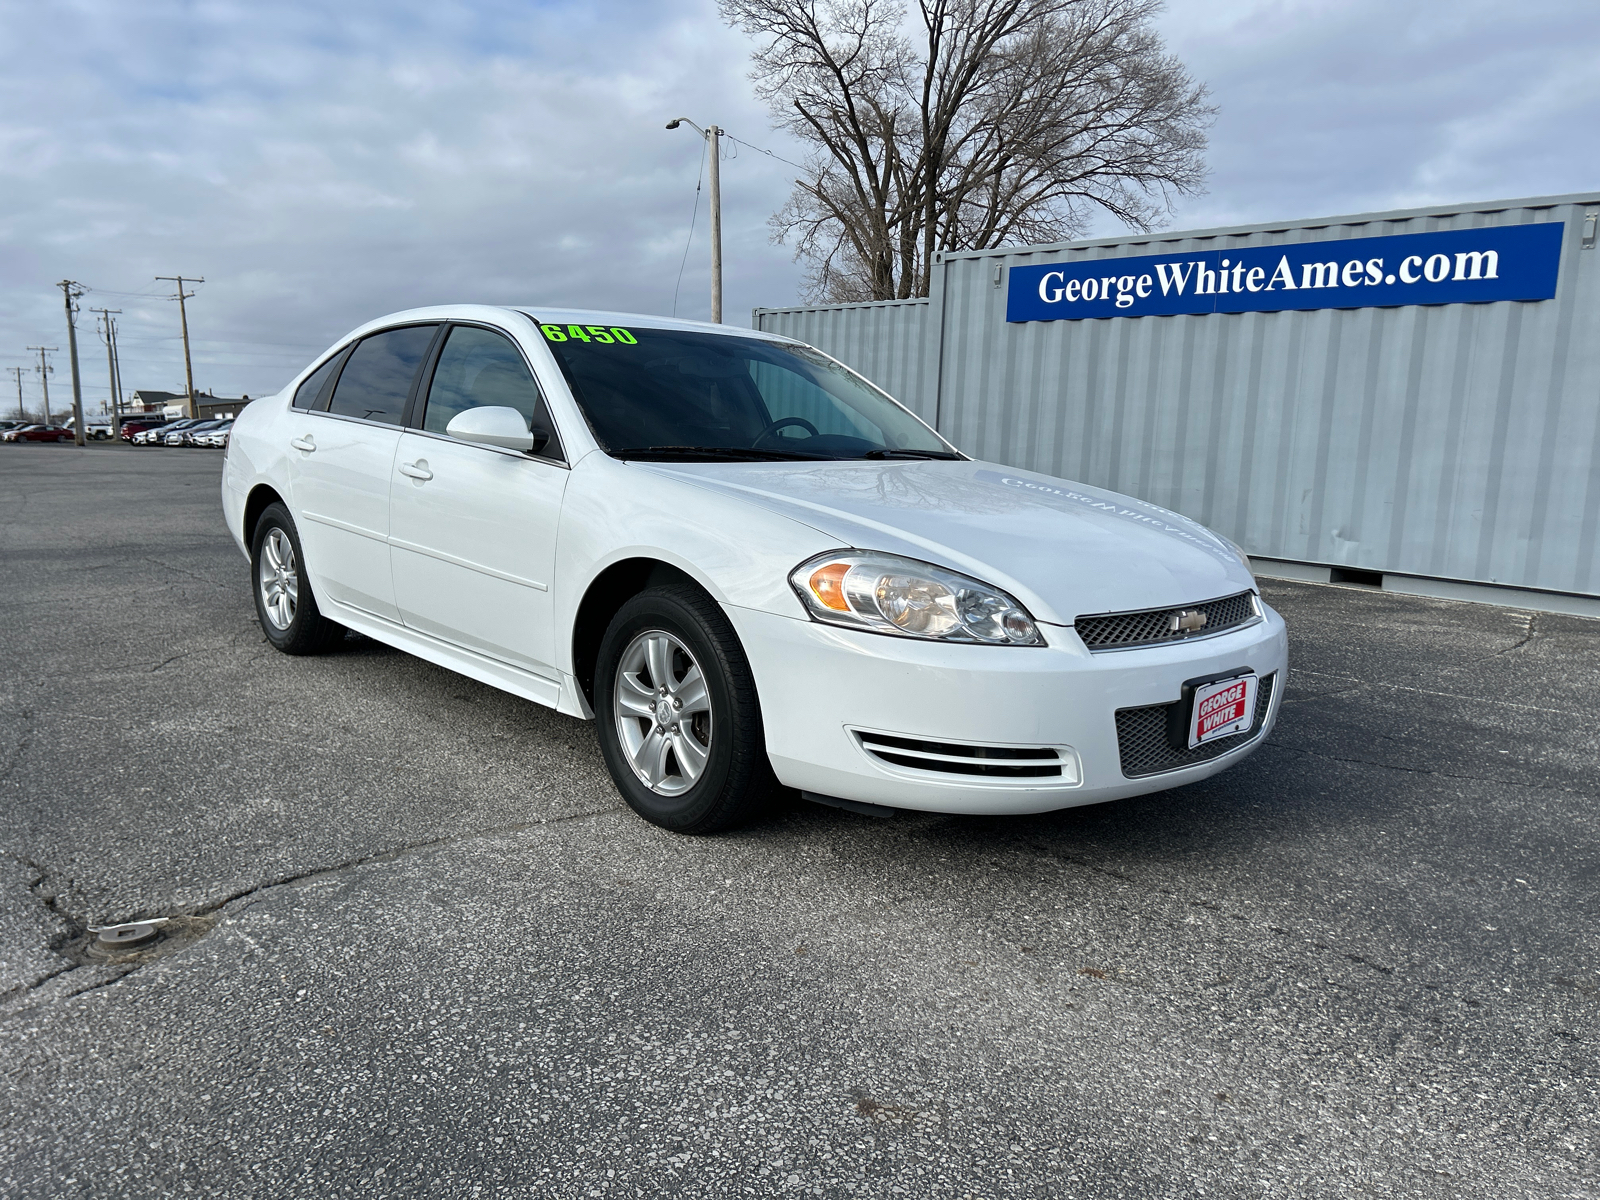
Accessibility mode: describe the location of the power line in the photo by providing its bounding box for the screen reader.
[81,285,176,299]
[672,137,708,319]
[721,132,808,172]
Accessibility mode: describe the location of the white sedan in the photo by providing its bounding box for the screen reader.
[222,306,1286,833]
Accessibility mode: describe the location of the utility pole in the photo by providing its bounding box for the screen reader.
[27,346,56,425]
[91,307,123,436]
[666,119,723,323]
[7,366,24,420]
[156,275,203,418]
[110,315,124,424]
[58,281,88,446]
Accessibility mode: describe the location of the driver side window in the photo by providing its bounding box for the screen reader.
[423,326,560,459]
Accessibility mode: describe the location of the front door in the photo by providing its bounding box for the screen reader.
[388,324,568,676]
[286,324,438,622]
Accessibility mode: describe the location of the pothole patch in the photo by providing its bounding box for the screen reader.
[63,915,216,966]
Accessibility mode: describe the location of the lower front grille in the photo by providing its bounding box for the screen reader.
[854,731,1067,780]
[1114,673,1276,778]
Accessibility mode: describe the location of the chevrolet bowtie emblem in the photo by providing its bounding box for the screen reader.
[1169,609,1208,633]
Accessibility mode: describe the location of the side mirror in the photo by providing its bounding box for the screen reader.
[445,406,539,453]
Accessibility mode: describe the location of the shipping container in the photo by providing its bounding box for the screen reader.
[754,192,1600,610]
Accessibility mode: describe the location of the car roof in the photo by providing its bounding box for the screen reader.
[339,304,799,347]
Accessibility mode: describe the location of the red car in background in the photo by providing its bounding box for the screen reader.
[2,424,74,443]
[119,419,171,442]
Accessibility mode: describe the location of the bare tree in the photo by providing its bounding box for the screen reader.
[720,0,1214,302]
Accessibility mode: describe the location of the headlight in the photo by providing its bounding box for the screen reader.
[789,551,1044,646]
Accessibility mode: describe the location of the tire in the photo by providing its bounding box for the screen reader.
[57,435,69,443]
[251,503,345,655]
[594,583,778,834]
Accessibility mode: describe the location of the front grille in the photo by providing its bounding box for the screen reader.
[1114,673,1276,778]
[1076,591,1258,651]
[855,731,1065,779]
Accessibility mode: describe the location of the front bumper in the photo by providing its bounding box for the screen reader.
[728,600,1288,815]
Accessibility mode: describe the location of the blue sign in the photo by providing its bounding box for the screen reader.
[1006,222,1564,323]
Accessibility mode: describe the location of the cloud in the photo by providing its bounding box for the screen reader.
[0,0,806,404]
[1146,0,1600,232]
[2,0,1596,408]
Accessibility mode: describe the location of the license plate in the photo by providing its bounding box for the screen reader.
[1189,673,1258,748]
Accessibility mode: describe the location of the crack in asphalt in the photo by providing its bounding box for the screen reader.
[149,646,205,674]
[1492,612,1540,658]
[213,805,619,917]
[143,556,230,588]
[0,804,620,1011]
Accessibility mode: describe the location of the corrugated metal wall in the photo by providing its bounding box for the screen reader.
[754,192,1600,598]
[752,297,934,421]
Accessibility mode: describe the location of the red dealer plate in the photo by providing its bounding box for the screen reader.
[1189,673,1258,749]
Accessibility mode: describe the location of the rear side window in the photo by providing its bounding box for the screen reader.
[327,325,438,425]
[423,326,552,444]
[292,352,343,410]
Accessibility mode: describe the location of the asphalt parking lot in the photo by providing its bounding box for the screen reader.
[1,444,1596,1199]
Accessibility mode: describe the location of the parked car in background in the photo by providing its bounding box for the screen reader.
[172,419,226,446]
[195,420,234,448]
[0,420,27,433]
[3,424,74,443]
[133,421,180,444]
[120,419,170,442]
[224,304,1285,835]
[64,422,113,440]
[146,419,202,445]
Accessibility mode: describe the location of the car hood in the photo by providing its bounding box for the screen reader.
[643,458,1255,626]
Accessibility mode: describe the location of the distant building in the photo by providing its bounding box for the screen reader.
[127,389,253,419]
[127,389,185,413]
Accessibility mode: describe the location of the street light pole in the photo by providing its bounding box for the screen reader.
[58,281,87,446]
[666,118,723,324]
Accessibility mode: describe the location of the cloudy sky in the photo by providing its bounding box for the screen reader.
[2,0,1596,412]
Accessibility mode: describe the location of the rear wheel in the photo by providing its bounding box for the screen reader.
[251,503,345,655]
[594,584,778,834]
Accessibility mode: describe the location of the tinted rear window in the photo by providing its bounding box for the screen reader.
[327,326,438,425]
[292,352,343,410]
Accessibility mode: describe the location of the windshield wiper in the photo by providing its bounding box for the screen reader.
[858,448,965,460]
[611,445,837,462]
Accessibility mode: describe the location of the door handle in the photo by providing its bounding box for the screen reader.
[398,460,433,481]
[290,435,315,452]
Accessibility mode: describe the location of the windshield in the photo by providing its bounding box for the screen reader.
[533,321,959,462]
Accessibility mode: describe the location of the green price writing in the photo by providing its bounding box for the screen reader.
[541,324,638,345]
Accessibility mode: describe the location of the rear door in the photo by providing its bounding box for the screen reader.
[389,323,569,676]
[286,324,439,622]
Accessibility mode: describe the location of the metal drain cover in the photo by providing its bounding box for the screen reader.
[91,919,167,948]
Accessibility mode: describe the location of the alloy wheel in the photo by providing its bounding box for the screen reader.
[612,629,713,795]
[258,527,299,631]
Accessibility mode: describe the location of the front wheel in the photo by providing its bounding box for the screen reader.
[251,503,345,655]
[594,584,778,834]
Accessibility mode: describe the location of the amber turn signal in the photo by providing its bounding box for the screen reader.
[808,562,852,611]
